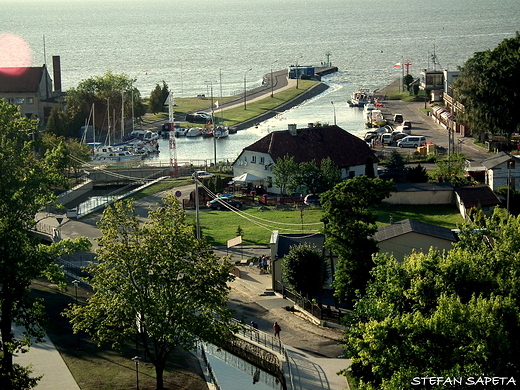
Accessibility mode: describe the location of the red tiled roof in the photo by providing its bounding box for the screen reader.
[0,67,45,93]
[244,125,378,167]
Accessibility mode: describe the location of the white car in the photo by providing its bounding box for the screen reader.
[192,171,215,179]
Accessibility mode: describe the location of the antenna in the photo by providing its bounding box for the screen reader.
[325,51,332,67]
[431,45,442,70]
[43,35,47,65]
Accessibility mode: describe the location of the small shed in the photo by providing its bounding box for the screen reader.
[374,219,458,261]
[454,185,501,219]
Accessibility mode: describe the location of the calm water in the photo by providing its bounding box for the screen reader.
[2,0,519,160]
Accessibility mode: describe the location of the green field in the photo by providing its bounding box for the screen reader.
[186,202,464,246]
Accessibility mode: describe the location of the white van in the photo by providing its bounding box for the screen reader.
[397,136,426,148]
[381,133,393,145]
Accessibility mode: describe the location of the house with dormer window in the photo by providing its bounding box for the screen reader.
[232,124,379,194]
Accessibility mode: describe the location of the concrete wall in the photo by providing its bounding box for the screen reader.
[386,188,454,205]
[57,179,93,205]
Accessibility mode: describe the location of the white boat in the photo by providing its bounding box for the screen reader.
[347,88,373,107]
[174,127,188,137]
[92,146,143,162]
[186,127,203,137]
[213,126,229,138]
[368,109,387,127]
[128,130,159,141]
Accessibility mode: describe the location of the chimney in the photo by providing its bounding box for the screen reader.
[288,123,297,136]
[52,56,62,92]
[308,123,314,128]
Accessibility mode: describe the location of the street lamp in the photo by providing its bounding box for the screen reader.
[270,60,278,98]
[331,101,336,126]
[243,68,252,110]
[131,356,142,389]
[72,280,81,350]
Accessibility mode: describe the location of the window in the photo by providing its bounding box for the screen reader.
[7,98,14,104]
[15,98,24,105]
[26,97,34,104]
[260,156,265,164]
[251,155,256,163]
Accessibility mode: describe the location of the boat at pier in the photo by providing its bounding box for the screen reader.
[347,88,373,107]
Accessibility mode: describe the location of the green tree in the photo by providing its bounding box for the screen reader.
[384,150,406,182]
[282,243,330,299]
[403,73,414,92]
[321,176,395,303]
[0,100,90,389]
[66,71,145,136]
[320,156,342,191]
[430,152,469,185]
[406,164,429,183]
[343,211,520,389]
[64,195,237,390]
[273,154,299,195]
[149,83,164,114]
[453,32,520,137]
[45,106,73,138]
[40,133,92,180]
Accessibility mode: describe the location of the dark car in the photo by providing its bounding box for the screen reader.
[403,120,412,129]
[185,113,212,124]
[206,198,243,210]
[393,114,403,123]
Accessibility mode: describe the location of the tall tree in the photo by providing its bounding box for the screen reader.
[64,195,237,389]
[321,176,395,303]
[453,32,520,137]
[272,154,299,195]
[343,210,520,389]
[0,100,90,389]
[148,83,164,114]
[66,71,145,136]
[282,243,330,299]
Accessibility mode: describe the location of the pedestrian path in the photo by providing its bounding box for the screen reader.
[12,326,80,390]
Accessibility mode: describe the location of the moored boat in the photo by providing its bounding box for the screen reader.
[213,126,229,138]
[186,127,203,137]
[347,88,373,107]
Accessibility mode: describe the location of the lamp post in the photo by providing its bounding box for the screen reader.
[270,60,278,98]
[507,160,512,213]
[72,280,81,350]
[131,356,142,389]
[331,101,336,126]
[243,68,252,110]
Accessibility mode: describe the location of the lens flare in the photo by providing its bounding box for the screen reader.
[0,33,33,76]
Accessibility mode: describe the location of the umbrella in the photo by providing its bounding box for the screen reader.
[232,173,263,183]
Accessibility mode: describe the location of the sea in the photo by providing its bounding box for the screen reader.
[2,0,520,164]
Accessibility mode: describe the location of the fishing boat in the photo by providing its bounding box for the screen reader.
[347,88,373,107]
[368,109,387,127]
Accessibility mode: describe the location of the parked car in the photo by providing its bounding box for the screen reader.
[392,132,407,143]
[304,194,320,206]
[206,198,243,210]
[381,133,393,145]
[364,131,378,141]
[397,136,426,148]
[192,170,215,179]
[395,125,411,134]
[393,114,404,123]
[186,112,212,124]
[402,120,412,129]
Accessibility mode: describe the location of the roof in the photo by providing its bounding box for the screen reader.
[243,125,379,167]
[395,182,453,192]
[454,185,501,208]
[481,151,520,170]
[276,233,327,258]
[374,219,458,243]
[0,67,45,93]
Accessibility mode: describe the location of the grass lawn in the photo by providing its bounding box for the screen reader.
[192,204,325,245]
[30,278,208,390]
[184,201,463,246]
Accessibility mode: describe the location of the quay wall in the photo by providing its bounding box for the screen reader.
[231,82,330,131]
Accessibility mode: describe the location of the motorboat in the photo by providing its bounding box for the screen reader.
[213,126,229,138]
[92,146,143,162]
[368,109,387,127]
[186,127,203,137]
[347,88,373,107]
[128,130,159,141]
[174,127,188,137]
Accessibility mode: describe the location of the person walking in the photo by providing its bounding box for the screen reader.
[273,322,281,338]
